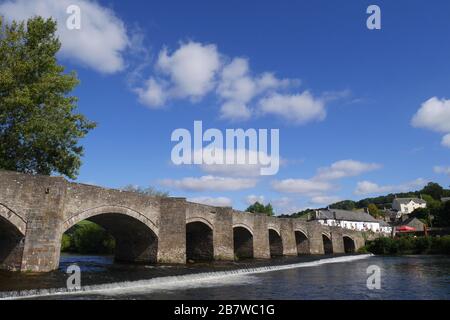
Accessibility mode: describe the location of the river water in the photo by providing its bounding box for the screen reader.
[0,254,448,300]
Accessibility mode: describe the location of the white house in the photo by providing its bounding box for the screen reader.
[392,198,426,214]
[379,221,393,234]
[312,209,392,234]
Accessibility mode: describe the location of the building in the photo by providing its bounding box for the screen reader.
[312,208,392,234]
[393,216,426,233]
[382,208,401,221]
[392,197,427,214]
[379,221,393,234]
[441,197,450,203]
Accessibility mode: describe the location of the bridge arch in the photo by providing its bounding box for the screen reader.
[322,233,333,254]
[233,225,253,259]
[268,228,283,257]
[0,204,26,235]
[63,205,158,235]
[186,217,214,232]
[294,229,310,255]
[62,205,159,264]
[232,223,253,235]
[343,235,356,253]
[186,220,214,262]
[0,204,26,270]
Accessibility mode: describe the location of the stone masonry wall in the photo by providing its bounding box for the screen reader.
[0,170,368,272]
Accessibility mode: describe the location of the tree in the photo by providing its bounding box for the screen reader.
[420,182,444,200]
[434,201,450,227]
[410,207,432,226]
[330,200,356,211]
[121,184,170,197]
[421,194,441,212]
[246,202,274,216]
[367,203,382,218]
[286,208,315,220]
[0,17,96,179]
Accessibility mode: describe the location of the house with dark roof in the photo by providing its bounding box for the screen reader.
[392,198,426,214]
[312,208,392,234]
[393,216,425,233]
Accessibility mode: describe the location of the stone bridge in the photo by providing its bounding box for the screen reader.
[0,170,367,272]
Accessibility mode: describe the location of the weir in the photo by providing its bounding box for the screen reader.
[0,170,368,272]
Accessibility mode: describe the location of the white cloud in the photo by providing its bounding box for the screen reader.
[198,148,279,177]
[434,166,450,177]
[160,175,257,192]
[354,181,390,195]
[314,160,381,181]
[188,196,232,207]
[134,78,166,108]
[219,101,252,121]
[412,97,450,148]
[134,42,317,120]
[158,42,221,99]
[272,159,379,199]
[258,91,326,124]
[137,41,221,108]
[309,195,341,205]
[412,97,450,133]
[272,179,333,195]
[245,195,266,205]
[442,133,450,148]
[217,57,293,121]
[0,0,129,74]
[354,178,427,196]
[218,58,256,103]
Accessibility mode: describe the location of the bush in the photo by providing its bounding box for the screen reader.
[414,237,432,253]
[62,221,115,254]
[430,236,450,254]
[363,236,450,255]
[357,246,369,254]
[61,234,72,252]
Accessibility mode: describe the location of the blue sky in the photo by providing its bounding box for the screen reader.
[1,0,449,213]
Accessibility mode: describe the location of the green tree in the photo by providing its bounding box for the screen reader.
[421,194,441,212]
[69,221,115,254]
[367,203,382,218]
[410,207,432,226]
[330,200,356,211]
[434,201,450,227]
[0,17,96,179]
[246,202,274,216]
[420,182,444,200]
[286,208,315,219]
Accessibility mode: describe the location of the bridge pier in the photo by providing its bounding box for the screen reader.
[253,214,271,259]
[330,228,345,254]
[157,197,186,264]
[280,219,297,256]
[213,208,234,261]
[20,178,66,272]
[307,223,326,254]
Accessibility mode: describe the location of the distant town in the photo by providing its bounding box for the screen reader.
[279,182,450,237]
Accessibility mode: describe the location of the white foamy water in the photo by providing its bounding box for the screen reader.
[0,254,373,300]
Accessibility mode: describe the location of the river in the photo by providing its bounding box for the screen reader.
[0,254,448,300]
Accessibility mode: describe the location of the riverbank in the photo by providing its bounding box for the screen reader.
[360,235,450,255]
